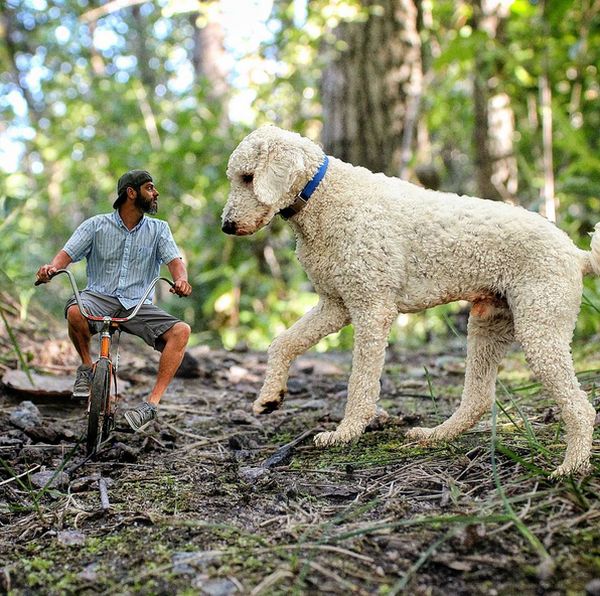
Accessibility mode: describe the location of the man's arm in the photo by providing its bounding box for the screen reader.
[166,258,192,297]
[35,250,73,284]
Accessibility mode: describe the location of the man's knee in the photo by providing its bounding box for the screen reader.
[165,321,191,346]
[66,304,86,325]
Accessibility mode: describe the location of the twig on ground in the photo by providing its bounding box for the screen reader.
[250,567,294,596]
[0,465,41,487]
[98,477,110,511]
[306,560,359,592]
[162,420,210,441]
[261,427,322,469]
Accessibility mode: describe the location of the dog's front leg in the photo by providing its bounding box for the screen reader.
[314,305,395,446]
[253,298,350,415]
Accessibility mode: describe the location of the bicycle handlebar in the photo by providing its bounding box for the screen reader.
[35,269,175,323]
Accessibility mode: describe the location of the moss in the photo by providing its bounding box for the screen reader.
[290,428,444,470]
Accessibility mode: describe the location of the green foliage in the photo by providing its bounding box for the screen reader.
[1,0,600,349]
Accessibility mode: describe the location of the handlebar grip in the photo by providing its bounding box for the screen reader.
[34,269,65,287]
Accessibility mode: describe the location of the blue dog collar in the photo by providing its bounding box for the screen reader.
[279,155,329,220]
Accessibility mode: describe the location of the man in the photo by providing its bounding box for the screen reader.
[35,170,192,432]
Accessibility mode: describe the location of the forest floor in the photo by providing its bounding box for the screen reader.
[1,304,600,595]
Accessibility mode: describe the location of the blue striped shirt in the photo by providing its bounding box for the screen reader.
[63,211,181,309]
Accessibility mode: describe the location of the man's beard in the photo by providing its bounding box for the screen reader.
[135,193,158,214]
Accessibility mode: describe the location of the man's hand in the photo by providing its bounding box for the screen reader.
[170,279,192,297]
[35,264,58,284]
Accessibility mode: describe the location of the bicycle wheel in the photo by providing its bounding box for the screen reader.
[87,358,111,456]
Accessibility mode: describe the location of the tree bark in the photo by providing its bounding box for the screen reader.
[320,0,422,177]
[471,0,518,201]
[189,6,229,101]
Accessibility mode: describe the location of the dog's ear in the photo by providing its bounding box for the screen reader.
[253,142,305,206]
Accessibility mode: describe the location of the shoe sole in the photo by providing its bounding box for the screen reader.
[124,412,156,432]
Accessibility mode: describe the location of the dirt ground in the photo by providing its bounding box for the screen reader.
[1,317,600,595]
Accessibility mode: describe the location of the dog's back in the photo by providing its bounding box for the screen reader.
[295,157,587,310]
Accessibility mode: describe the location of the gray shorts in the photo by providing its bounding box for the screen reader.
[65,291,180,352]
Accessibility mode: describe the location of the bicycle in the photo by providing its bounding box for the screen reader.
[35,270,175,456]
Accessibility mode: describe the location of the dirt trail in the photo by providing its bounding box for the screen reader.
[1,332,599,594]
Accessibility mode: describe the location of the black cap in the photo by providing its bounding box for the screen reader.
[113,170,153,209]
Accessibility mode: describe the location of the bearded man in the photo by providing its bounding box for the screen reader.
[35,170,192,431]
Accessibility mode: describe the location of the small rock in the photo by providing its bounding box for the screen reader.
[298,399,327,411]
[228,409,256,425]
[57,530,86,546]
[286,379,306,395]
[9,401,41,431]
[366,406,390,432]
[172,552,197,575]
[238,466,268,483]
[228,366,250,384]
[175,351,202,378]
[586,578,600,596]
[199,578,239,596]
[29,469,69,489]
[172,551,221,575]
[113,441,140,462]
[232,449,253,462]
[535,556,555,581]
[27,424,60,444]
[19,446,48,463]
[78,563,99,582]
[0,433,26,447]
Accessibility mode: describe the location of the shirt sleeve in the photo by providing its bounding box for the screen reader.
[157,221,181,264]
[63,217,96,263]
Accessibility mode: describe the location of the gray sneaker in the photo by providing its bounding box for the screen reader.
[124,402,157,432]
[73,364,92,399]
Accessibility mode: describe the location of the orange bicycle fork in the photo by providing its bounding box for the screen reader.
[92,321,120,411]
[99,329,111,359]
[99,320,120,358]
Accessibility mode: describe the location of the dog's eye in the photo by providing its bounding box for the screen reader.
[241,173,253,184]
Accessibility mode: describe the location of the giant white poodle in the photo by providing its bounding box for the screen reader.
[221,124,599,477]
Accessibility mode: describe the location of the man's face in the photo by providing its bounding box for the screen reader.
[134,181,159,214]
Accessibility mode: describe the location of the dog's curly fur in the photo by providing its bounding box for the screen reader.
[221,125,599,477]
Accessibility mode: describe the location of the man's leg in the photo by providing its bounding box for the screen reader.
[146,322,191,406]
[123,307,191,431]
[66,304,93,365]
[66,304,95,398]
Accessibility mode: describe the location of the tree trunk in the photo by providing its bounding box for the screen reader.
[189,2,229,101]
[471,0,518,202]
[320,0,422,177]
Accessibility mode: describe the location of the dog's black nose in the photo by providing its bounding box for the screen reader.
[222,220,237,235]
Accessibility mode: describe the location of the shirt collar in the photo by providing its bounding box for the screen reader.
[112,209,146,232]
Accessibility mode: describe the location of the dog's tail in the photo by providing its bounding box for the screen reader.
[583,223,600,276]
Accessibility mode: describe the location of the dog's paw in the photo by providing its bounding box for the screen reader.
[252,390,285,415]
[549,460,591,480]
[405,426,436,443]
[314,422,365,447]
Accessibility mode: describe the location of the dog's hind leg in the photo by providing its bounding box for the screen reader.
[511,291,596,477]
[407,302,514,443]
[314,303,397,447]
[253,298,350,415]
